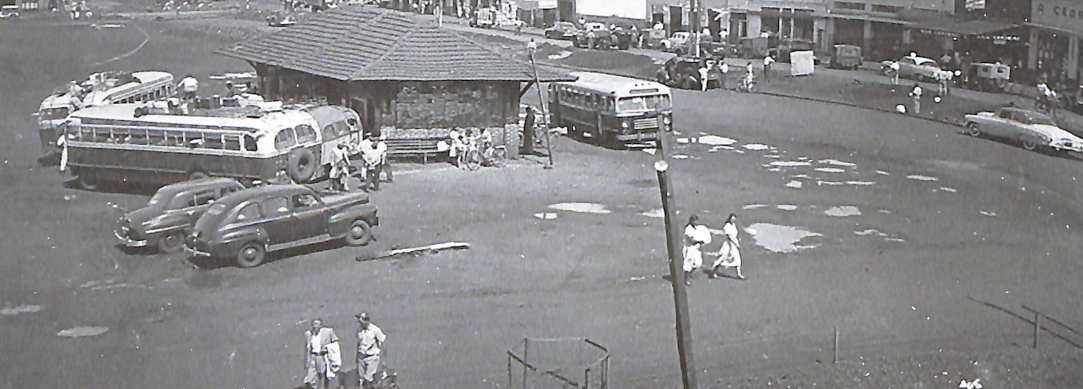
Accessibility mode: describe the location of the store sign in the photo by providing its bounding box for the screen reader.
[1033,0,1083,35]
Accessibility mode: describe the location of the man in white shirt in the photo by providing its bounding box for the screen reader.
[888,61,900,86]
[909,82,923,114]
[329,143,351,192]
[682,215,711,286]
[303,319,341,389]
[177,74,198,101]
[719,62,729,89]
[359,134,387,191]
[356,312,387,389]
[763,55,775,82]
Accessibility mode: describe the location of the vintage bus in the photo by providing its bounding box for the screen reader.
[549,71,673,146]
[61,103,341,190]
[36,71,175,153]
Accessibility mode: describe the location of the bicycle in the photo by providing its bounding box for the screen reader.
[1036,93,1063,121]
[737,75,758,93]
[464,143,506,171]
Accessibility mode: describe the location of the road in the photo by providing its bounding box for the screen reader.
[2,19,1083,389]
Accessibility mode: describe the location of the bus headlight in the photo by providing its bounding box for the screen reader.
[621,120,631,129]
[663,115,672,125]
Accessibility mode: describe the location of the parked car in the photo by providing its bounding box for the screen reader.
[545,22,579,40]
[572,22,612,49]
[829,44,862,70]
[964,107,1083,154]
[656,56,724,90]
[881,55,941,81]
[609,26,634,50]
[642,28,667,49]
[114,178,245,252]
[660,31,690,53]
[0,5,19,19]
[184,184,378,267]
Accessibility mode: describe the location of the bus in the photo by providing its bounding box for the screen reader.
[549,71,673,146]
[61,103,345,190]
[36,71,175,153]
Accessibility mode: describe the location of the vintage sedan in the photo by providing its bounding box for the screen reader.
[544,21,579,40]
[115,178,245,252]
[184,185,378,267]
[881,55,941,81]
[964,107,1083,154]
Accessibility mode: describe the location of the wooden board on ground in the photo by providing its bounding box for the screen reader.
[356,242,471,262]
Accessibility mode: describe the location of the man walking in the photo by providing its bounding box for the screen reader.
[359,134,387,191]
[329,143,351,192]
[909,82,923,114]
[682,215,711,287]
[356,312,387,389]
[709,214,745,280]
[303,318,341,389]
[763,54,774,83]
[888,61,900,86]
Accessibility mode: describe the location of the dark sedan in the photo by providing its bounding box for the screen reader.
[115,178,245,252]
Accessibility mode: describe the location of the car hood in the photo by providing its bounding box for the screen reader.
[1030,124,1083,143]
[123,206,161,229]
[322,191,369,207]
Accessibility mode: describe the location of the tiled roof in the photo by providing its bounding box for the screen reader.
[218,7,575,82]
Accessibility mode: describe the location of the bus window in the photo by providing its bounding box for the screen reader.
[186,131,205,148]
[128,128,148,144]
[148,129,167,146]
[244,135,257,152]
[224,134,242,151]
[274,128,296,151]
[204,133,225,149]
[321,125,337,141]
[295,124,317,143]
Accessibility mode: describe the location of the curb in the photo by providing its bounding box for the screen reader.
[754,90,967,128]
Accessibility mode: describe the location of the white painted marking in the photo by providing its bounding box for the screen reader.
[746,223,821,253]
[743,143,771,151]
[533,212,558,220]
[639,208,664,218]
[979,211,997,217]
[642,148,657,155]
[732,149,746,154]
[884,238,905,243]
[698,135,737,146]
[907,175,939,181]
[742,204,769,210]
[939,187,957,193]
[825,206,861,217]
[1,304,42,316]
[58,326,109,338]
[767,168,782,172]
[876,170,891,176]
[547,51,573,60]
[791,174,811,179]
[815,167,846,173]
[676,138,690,144]
[878,210,891,214]
[817,181,844,186]
[763,154,781,159]
[769,161,812,167]
[845,181,876,186]
[672,154,691,159]
[854,229,888,237]
[548,203,611,214]
[785,180,803,189]
[818,159,857,168]
[777,205,798,211]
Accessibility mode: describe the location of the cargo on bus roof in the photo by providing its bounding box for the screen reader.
[68,103,306,133]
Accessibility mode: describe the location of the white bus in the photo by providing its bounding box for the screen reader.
[549,71,673,147]
[36,71,175,153]
[62,103,341,190]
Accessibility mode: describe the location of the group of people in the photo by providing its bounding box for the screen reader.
[447,128,494,169]
[303,312,389,389]
[329,133,393,192]
[682,213,744,286]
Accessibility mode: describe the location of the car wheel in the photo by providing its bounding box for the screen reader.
[235,242,266,268]
[1022,138,1039,151]
[345,219,373,246]
[157,231,185,253]
[967,123,982,138]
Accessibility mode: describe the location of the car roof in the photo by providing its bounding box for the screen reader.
[905,56,936,63]
[212,184,313,209]
[156,178,241,196]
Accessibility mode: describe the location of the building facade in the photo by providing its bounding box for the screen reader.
[1026,0,1083,86]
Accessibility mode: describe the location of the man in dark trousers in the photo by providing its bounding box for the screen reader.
[521,106,536,155]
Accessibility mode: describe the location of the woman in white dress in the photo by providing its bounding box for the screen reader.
[682,215,711,286]
[710,213,745,280]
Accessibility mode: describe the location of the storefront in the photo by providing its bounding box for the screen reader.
[1028,0,1083,86]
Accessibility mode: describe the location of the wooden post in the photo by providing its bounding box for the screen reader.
[522,338,529,389]
[527,46,554,169]
[1034,312,1041,349]
[655,126,697,389]
[833,326,839,365]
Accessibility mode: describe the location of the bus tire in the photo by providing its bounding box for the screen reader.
[287,148,318,183]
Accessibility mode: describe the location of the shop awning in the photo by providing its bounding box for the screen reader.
[910,18,1019,37]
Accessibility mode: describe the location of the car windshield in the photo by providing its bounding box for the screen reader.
[147,191,170,208]
[1022,112,1056,126]
[617,95,672,112]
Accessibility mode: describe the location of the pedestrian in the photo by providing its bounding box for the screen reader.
[744,61,755,88]
[682,215,711,287]
[521,106,536,154]
[178,74,198,103]
[936,70,950,97]
[355,312,387,389]
[329,143,351,192]
[375,133,392,184]
[709,214,744,280]
[719,62,729,89]
[303,318,341,389]
[359,134,385,191]
[909,82,922,114]
[448,129,462,167]
[763,54,774,82]
[888,61,900,86]
[698,63,709,92]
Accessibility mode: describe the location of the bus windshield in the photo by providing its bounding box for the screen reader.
[40,107,70,120]
[617,95,672,113]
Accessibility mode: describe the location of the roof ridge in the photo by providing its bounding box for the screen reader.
[348,12,416,80]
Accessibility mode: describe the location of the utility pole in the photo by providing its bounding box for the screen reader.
[653,124,697,389]
[528,39,554,169]
[690,0,700,57]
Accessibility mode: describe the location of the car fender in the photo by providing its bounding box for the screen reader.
[220,226,268,248]
[144,214,193,236]
[330,204,378,233]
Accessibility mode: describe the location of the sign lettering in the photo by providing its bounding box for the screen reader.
[1033,0,1083,35]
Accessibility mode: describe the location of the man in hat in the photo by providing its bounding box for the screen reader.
[682,214,711,286]
[355,312,387,389]
[303,318,341,389]
[359,134,387,191]
[330,143,351,192]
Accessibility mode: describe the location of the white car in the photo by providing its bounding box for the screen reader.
[964,107,1083,154]
[882,55,941,81]
[661,31,690,52]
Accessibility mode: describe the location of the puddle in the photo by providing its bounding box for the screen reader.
[825,206,861,217]
[746,223,821,253]
[58,326,109,338]
[769,161,811,168]
[533,212,558,220]
[816,180,844,186]
[884,238,906,243]
[785,181,803,189]
[1,304,42,316]
[845,181,876,186]
[743,143,771,151]
[818,159,856,168]
[791,174,811,179]
[698,135,737,146]
[777,205,798,211]
[549,203,611,214]
[876,170,891,176]
[979,211,997,217]
[677,138,690,144]
[854,229,888,237]
[939,187,957,193]
[814,167,846,173]
[907,175,938,181]
[639,208,664,218]
[742,204,769,210]
[642,148,657,155]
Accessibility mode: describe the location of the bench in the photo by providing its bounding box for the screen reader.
[385,137,446,164]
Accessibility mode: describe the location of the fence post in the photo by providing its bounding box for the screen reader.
[584,367,590,389]
[522,338,529,389]
[1034,312,1041,349]
[508,352,512,389]
[833,326,839,365]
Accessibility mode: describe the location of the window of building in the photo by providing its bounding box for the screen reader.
[835,1,864,11]
[871,4,901,13]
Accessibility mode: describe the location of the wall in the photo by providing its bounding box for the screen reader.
[1031,0,1083,36]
